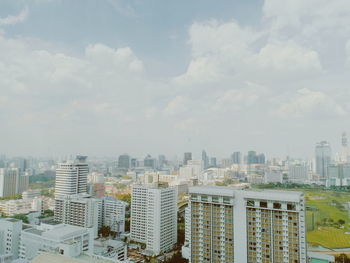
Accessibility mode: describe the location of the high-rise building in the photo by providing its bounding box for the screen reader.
[231,152,241,164]
[130,184,177,255]
[315,141,331,181]
[289,164,309,184]
[186,186,306,263]
[202,150,209,169]
[54,194,99,237]
[327,163,350,187]
[55,156,89,198]
[247,151,265,165]
[144,155,156,169]
[118,154,130,169]
[210,157,217,167]
[0,168,28,198]
[184,152,192,165]
[340,132,348,163]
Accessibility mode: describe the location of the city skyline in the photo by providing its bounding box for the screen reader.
[1,1,350,157]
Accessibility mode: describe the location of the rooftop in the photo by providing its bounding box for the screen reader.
[189,186,303,202]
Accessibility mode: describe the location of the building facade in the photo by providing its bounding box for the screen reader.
[187,186,306,263]
[55,156,89,199]
[130,184,177,255]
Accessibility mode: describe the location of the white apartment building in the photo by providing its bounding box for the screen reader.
[55,156,89,198]
[19,223,94,260]
[0,218,22,261]
[264,167,283,183]
[0,197,43,216]
[22,189,41,199]
[0,168,29,198]
[54,194,99,237]
[130,184,177,255]
[187,186,307,263]
[100,197,127,234]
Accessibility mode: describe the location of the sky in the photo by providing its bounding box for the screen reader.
[0,0,350,159]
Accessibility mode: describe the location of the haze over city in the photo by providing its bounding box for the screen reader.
[1,0,350,157]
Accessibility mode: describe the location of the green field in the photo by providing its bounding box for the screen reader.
[302,189,350,248]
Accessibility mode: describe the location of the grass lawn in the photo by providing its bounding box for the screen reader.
[307,227,350,248]
[302,189,350,248]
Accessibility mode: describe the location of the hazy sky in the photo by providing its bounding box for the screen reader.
[0,0,350,159]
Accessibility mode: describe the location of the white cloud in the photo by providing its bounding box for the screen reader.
[0,7,28,26]
[163,96,190,116]
[275,88,347,118]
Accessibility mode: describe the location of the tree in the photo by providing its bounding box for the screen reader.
[98,226,111,238]
[12,214,29,223]
[338,219,346,225]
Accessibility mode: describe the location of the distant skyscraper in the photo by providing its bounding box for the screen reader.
[54,155,89,198]
[247,151,265,164]
[210,157,217,167]
[315,141,332,181]
[247,151,257,165]
[0,168,28,198]
[144,155,156,169]
[118,154,130,169]
[340,132,348,163]
[231,152,241,164]
[183,152,192,165]
[201,150,209,169]
[289,164,309,184]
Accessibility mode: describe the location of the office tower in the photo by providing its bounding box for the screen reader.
[144,155,156,169]
[210,157,217,167]
[327,163,350,187]
[0,218,22,261]
[130,184,177,255]
[187,186,306,263]
[289,164,308,184]
[340,132,348,163]
[54,194,99,237]
[247,151,265,165]
[315,141,331,181]
[0,168,28,198]
[202,150,209,169]
[130,158,137,168]
[184,152,192,165]
[19,223,94,260]
[247,151,257,164]
[158,154,167,168]
[118,154,130,169]
[100,197,128,234]
[55,156,89,198]
[231,152,241,164]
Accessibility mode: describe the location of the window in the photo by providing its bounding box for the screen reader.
[260,201,268,208]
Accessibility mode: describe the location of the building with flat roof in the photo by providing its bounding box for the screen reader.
[186,186,306,263]
[19,223,94,261]
[0,218,22,261]
[130,184,177,255]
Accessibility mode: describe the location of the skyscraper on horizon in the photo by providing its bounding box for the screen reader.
[202,150,209,169]
[340,132,348,163]
[184,152,192,166]
[315,141,332,181]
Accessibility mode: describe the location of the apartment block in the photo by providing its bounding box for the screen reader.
[187,186,306,263]
[130,184,177,255]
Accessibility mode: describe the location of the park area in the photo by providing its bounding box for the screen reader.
[303,189,350,248]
